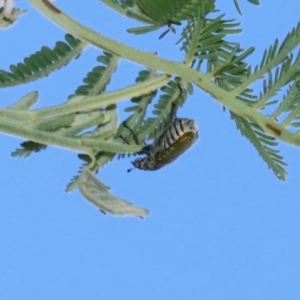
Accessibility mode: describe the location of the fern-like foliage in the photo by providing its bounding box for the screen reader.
[231,113,287,180]
[214,23,300,180]
[5,0,300,215]
[12,52,119,171]
[135,0,215,24]
[11,141,47,158]
[272,82,300,128]
[177,12,250,69]
[0,34,85,88]
[102,0,282,181]
[176,6,290,179]
[71,52,117,97]
[65,52,119,191]
[124,0,215,37]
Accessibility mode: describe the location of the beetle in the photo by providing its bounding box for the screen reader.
[122,117,199,172]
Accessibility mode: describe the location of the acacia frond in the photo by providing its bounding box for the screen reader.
[250,45,300,113]
[216,53,286,178]
[126,0,215,36]
[11,141,47,158]
[181,12,291,179]
[136,0,214,24]
[272,82,300,128]
[65,52,119,190]
[71,52,119,97]
[11,0,300,213]
[114,69,157,160]
[12,52,119,164]
[227,24,300,147]
[177,12,248,69]
[0,34,85,88]
[176,9,296,180]
[232,113,287,180]
[236,23,300,99]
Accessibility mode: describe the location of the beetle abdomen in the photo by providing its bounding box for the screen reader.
[132,118,198,171]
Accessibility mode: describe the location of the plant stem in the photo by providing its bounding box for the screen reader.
[23,0,300,149]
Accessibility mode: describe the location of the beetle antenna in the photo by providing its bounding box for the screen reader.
[127,167,136,173]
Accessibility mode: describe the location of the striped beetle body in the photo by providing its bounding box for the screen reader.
[131,118,198,171]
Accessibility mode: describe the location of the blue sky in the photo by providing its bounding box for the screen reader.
[1,1,300,299]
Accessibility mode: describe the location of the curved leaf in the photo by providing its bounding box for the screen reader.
[78,169,149,218]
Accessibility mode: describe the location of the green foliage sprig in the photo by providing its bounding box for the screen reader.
[3,0,300,216]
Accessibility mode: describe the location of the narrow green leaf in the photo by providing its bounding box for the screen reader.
[78,169,149,217]
[9,91,39,110]
[233,0,243,15]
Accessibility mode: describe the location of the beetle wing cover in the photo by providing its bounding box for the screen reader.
[154,130,198,168]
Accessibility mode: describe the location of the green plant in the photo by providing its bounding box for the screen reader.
[2,0,300,217]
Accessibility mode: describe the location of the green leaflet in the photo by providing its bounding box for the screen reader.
[174,7,293,179]
[66,53,120,192]
[126,0,215,36]
[0,34,85,88]
[78,169,149,217]
[7,0,300,209]
[36,114,76,132]
[232,113,287,181]
[11,141,47,158]
[8,91,39,111]
[233,0,260,15]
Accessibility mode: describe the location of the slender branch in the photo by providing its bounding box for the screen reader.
[0,114,88,152]
[21,0,300,149]
[0,73,170,122]
[34,74,171,118]
[28,0,204,86]
[0,113,142,154]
